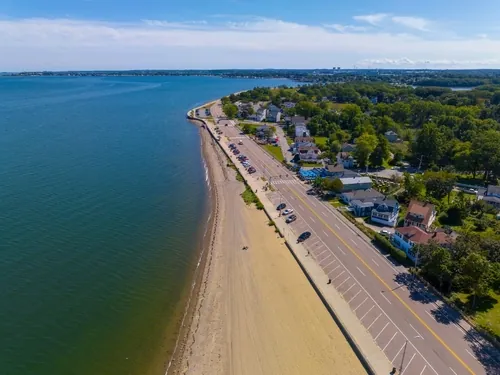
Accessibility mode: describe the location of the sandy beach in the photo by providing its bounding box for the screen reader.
[168,122,366,375]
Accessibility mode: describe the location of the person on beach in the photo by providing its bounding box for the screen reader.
[327,279,331,285]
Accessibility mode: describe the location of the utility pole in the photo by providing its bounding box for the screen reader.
[417,155,424,172]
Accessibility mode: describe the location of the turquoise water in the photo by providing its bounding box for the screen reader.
[0,76,291,375]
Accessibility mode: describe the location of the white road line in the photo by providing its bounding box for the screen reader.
[342,283,356,295]
[322,211,328,217]
[401,353,416,375]
[351,239,358,246]
[425,311,434,320]
[382,332,398,351]
[410,324,423,339]
[449,367,458,375]
[334,223,340,230]
[380,292,392,305]
[356,267,366,276]
[374,322,390,340]
[316,248,329,258]
[323,230,330,237]
[354,297,368,311]
[337,246,346,255]
[391,342,406,363]
[360,305,375,321]
[324,258,336,269]
[337,277,351,289]
[371,258,380,267]
[348,290,362,304]
[330,264,341,274]
[331,270,345,282]
[310,216,316,223]
[420,365,427,375]
[466,349,476,359]
[310,200,317,207]
[367,313,382,330]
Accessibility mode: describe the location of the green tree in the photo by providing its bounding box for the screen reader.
[471,129,500,180]
[412,122,445,166]
[423,171,456,202]
[242,123,252,134]
[354,133,378,168]
[403,172,424,200]
[324,178,344,193]
[369,135,390,167]
[420,244,453,292]
[462,252,491,308]
[223,103,238,119]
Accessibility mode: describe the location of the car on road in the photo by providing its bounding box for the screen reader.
[282,208,294,215]
[242,162,250,168]
[234,150,240,155]
[276,203,286,210]
[306,189,317,195]
[379,229,391,237]
[248,167,256,174]
[297,231,311,243]
[229,144,236,149]
[285,214,297,224]
[238,140,243,145]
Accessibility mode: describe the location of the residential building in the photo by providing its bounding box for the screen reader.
[249,107,267,122]
[384,130,399,143]
[339,176,372,192]
[404,200,437,231]
[341,189,384,205]
[298,146,320,162]
[370,199,400,227]
[482,185,500,209]
[337,152,355,168]
[293,137,315,153]
[291,116,306,126]
[341,143,356,153]
[392,226,455,262]
[266,104,282,122]
[295,124,310,137]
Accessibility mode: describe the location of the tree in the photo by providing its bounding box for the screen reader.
[462,252,491,308]
[403,172,424,200]
[324,178,344,193]
[354,133,378,168]
[369,135,390,167]
[412,122,446,166]
[423,171,456,202]
[223,103,238,119]
[471,130,500,180]
[242,123,252,134]
[419,243,453,291]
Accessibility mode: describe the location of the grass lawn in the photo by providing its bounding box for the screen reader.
[262,144,284,162]
[301,162,322,167]
[241,186,264,209]
[452,291,500,339]
[330,102,348,110]
[314,136,328,146]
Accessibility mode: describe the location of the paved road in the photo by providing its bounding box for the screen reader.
[210,101,500,375]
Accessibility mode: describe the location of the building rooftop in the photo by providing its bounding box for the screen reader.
[405,200,436,226]
[487,185,500,196]
[339,176,372,185]
[326,163,345,173]
[342,189,383,201]
[292,115,306,124]
[396,226,455,246]
[295,136,314,143]
[298,146,320,152]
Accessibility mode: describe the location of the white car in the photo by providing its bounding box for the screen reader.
[282,209,294,215]
[379,229,391,237]
[238,140,243,145]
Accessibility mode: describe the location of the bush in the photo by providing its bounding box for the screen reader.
[373,234,411,266]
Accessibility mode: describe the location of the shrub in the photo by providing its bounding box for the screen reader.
[373,234,411,266]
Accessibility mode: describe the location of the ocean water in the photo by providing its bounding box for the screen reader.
[0,76,291,375]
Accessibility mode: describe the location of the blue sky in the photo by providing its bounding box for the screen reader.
[1,0,500,71]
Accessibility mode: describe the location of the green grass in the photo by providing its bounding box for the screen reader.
[241,186,264,209]
[314,136,328,146]
[452,291,500,339]
[329,198,346,208]
[301,162,322,167]
[262,144,284,162]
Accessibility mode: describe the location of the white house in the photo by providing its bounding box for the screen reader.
[339,176,372,192]
[249,107,267,122]
[298,146,320,162]
[295,125,310,137]
[370,199,400,227]
[481,185,500,209]
[293,137,315,153]
[266,104,282,122]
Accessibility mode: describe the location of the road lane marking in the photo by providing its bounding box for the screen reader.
[392,342,406,363]
[374,322,390,340]
[420,365,427,375]
[449,368,458,375]
[357,267,366,276]
[343,283,356,295]
[286,186,472,375]
[310,216,316,223]
[334,223,340,229]
[410,324,423,339]
[367,313,382,330]
[310,200,317,207]
[360,305,375,321]
[351,239,358,246]
[354,297,368,311]
[382,332,398,351]
[348,290,362,303]
[331,270,345,282]
[322,211,328,217]
[371,258,380,267]
[337,246,346,255]
[466,349,476,359]
[323,230,330,237]
[401,353,416,375]
[337,277,351,289]
[425,311,434,320]
[380,292,392,305]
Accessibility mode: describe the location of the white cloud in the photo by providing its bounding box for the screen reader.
[392,16,430,31]
[1,17,500,71]
[324,24,367,33]
[353,13,388,26]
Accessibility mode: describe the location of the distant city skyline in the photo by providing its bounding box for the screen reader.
[1,0,500,71]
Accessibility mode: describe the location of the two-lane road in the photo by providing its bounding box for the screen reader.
[210,101,500,375]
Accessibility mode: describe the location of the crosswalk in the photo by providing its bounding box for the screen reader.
[271,178,300,185]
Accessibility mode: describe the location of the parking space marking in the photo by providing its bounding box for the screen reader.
[374,322,390,340]
[420,365,427,375]
[334,223,340,229]
[331,270,345,283]
[449,367,458,375]
[337,246,346,255]
[316,248,329,258]
[322,211,328,217]
[380,292,392,305]
[360,305,375,321]
[323,258,336,269]
[343,283,356,295]
[348,290,362,303]
[337,277,351,289]
[357,267,366,276]
[382,332,398,351]
[392,342,406,363]
[354,297,368,311]
[367,313,382,330]
[401,353,416,375]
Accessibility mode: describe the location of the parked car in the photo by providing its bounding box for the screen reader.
[229,144,236,149]
[238,140,243,145]
[297,231,311,243]
[306,189,317,195]
[282,209,294,215]
[276,203,286,210]
[234,150,240,155]
[248,167,256,174]
[379,230,391,237]
[286,214,297,224]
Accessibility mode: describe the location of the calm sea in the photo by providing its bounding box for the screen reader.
[0,76,291,375]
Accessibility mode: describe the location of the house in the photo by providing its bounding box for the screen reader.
[249,107,267,122]
[392,226,455,263]
[339,176,372,192]
[341,143,356,153]
[384,130,399,143]
[337,152,356,169]
[341,189,384,205]
[293,137,315,153]
[266,104,282,122]
[370,199,400,227]
[404,200,437,231]
[298,146,320,161]
[291,116,306,126]
[482,185,500,209]
[295,125,310,137]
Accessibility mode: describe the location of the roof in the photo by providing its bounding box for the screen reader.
[338,152,353,160]
[385,130,398,136]
[396,226,455,246]
[292,116,306,124]
[373,198,399,212]
[351,200,374,208]
[405,200,435,226]
[295,136,314,143]
[487,185,500,196]
[342,189,383,201]
[339,176,372,185]
[298,146,320,151]
[341,143,356,152]
[483,195,500,204]
[326,163,345,173]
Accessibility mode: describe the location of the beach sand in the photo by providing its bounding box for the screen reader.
[169,126,366,375]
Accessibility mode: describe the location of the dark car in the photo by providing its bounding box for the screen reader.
[297,231,311,243]
[276,203,286,210]
[286,214,297,224]
[306,189,317,195]
[234,150,240,155]
[248,167,256,174]
[229,144,236,149]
